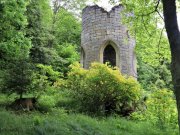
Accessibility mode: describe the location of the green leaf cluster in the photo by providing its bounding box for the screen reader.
[131,89,178,129]
[0,0,31,62]
[120,0,171,91]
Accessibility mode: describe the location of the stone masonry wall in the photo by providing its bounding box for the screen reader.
[81,5,137,77]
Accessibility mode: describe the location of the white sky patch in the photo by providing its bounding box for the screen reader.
[178,13,180,29]
[96,0,114,11]
[86,0,118,11]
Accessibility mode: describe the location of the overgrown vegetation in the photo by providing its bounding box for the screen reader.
[131,89,178,129]
[0,108,178,135]
[0,0,179,134]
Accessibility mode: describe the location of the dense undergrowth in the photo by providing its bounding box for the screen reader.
[0,63,178,135]
[0,107,178,135]
[0,1,178,135]
[0,85,178,135]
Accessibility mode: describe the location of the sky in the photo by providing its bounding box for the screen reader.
[95,0,119,11]
[87,0,180,28]
[86,0,117,11]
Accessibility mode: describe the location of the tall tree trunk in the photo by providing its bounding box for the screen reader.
[162,0,180,130]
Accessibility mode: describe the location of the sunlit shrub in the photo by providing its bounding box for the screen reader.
[66,62,142,116]
[131,89,178,129]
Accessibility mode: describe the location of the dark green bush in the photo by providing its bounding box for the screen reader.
[66,62,142,116]
[1,59,33,99]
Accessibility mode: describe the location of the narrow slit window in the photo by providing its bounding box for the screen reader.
[81,48,85,68]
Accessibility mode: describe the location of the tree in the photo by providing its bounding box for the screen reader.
[161,0,180,130]
[55,43,80,76]
[2,59,33,99]
[50,9,81,75]
[0,0,32,98]
[108,0,172,91]
[52,0,98,15]
[53,8,81,47]
[0,0,31,64]
[118,0,180,130]
[26,0,53,64]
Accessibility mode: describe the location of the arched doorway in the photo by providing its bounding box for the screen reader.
[103,44,116,66]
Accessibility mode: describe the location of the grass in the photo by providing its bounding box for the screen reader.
[0,108,178,135]
[0,92,178,135]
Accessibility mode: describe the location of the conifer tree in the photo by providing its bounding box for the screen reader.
[0,0,32,98]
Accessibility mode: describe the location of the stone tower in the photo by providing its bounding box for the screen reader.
[81,5,137,77]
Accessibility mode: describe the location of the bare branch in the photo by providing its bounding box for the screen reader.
[138,0,161,16]
[155,0,161,12]
[141,16,152,37]
[156,9,164,20]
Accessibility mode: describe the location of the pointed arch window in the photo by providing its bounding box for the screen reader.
[103,44,116,66]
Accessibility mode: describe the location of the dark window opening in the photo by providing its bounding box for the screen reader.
[103,45,116,66]
[81,48,85,68]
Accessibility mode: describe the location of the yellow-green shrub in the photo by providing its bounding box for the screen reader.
[131,89,178,128]
[66,62,142,116]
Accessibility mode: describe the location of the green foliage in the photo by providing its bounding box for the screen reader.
[1,60,33,98]
[138,60,173,91]
[0,0,31,63]
[30,64,64,112]
[0,0,32,98]
[55,92,77,112]
[66,62,142,115]
[131,89,178,129]
[0,94,13,108]
[26,0,53,64]
[0,1,178,134]
[33,115,44,126]
[0,107,178,135]
[37,95,56,112]
[52,0,98,15]
[53,9,81,47]
[120,0,171,91]
[147,89,178,128]
[55,43,80,75]
[36,64,61,83]
[0,110,33,135]
[57,44,80,63]
[49,8,81,75]
[31,64,62,95]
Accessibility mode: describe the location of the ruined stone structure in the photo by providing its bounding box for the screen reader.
[81,5,137,77]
